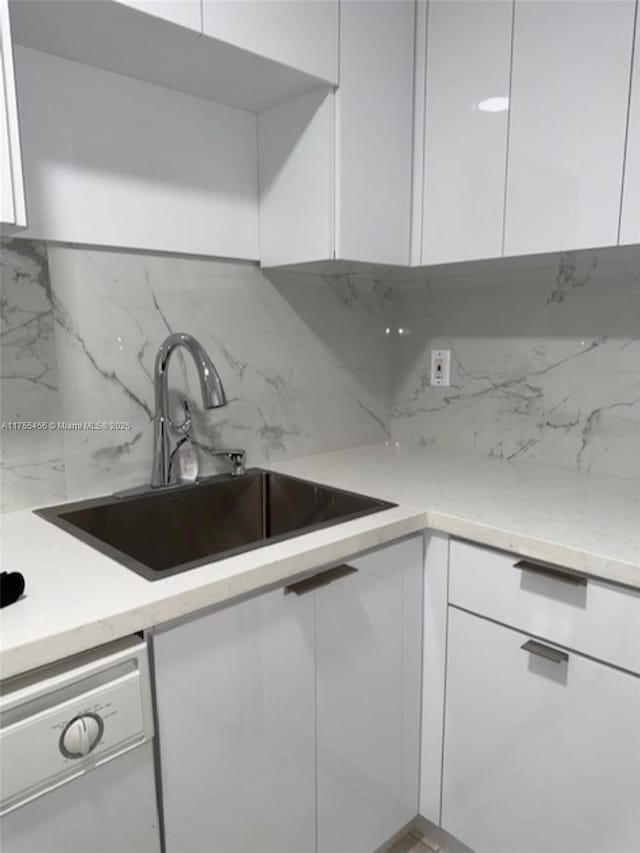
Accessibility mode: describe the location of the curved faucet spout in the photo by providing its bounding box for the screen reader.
[151,333,227,487]
[154,333,226,414]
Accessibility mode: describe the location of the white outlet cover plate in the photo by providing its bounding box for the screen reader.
[430,349,451,386]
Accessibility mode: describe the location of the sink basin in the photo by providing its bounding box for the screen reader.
[35,469,395,581]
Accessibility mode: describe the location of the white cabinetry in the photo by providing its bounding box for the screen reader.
[114,0,201,32]
[503,0,636,256]
[336,0,414,266]
[0,0,25,231]
[258,87,334,267]
[442,606,640,853]
[9,0,334,113]
[14,46,259,259]
[316,537,423,853]
[258,0,415,267]
[419,0,512,265]
[153,587,316,853]
[418,533,449,825]
[448,539,640,675]
[202,0,338,84]
[438,539,640,853]
[152,536,423,853]
[620,11,640,245]
[416,0,638,266]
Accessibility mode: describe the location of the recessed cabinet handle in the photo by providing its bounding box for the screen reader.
[514,559,587,587]
[521,639,569,665]
[284,564,358,596]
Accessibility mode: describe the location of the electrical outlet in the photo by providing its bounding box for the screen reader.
[430,349,451,386]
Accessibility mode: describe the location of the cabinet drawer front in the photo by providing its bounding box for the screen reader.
[449,539,640,674]
[442,607,640,853]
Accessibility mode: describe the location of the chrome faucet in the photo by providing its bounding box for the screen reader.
[151,333,245,487]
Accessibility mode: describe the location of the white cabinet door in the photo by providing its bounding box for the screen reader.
[442,607,640,853]
[316,537,423,853]
[114,0,201,32]
[419,532,449,825]
[336,0,415,265]
[258,86,334,267]
[153,589,315,853]
[504,0,635,256]
[15,46,259,260]
[620,11,640,245]
[0,0,25,230]
[257,0,415,268]
[202,0,338,84]
[420,0,512,265]
[0,39,14,225]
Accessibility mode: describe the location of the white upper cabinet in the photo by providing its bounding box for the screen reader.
[620,11,640,245]
[202,1,338,85]
[114,0,201,32]
[336,0,415,265]
[9,0,335,112]
[0,0,26,230]
[258,0,415,268]
[419,0,513,265]
[258,87,335,267]
[504,0,636,256]
[15,46,259,259]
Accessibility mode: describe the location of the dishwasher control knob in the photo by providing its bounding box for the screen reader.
[60,714,103,758]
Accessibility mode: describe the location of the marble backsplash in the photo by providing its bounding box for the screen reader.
[391,247,640,479]
[2,239,639,511]
[0,239,393,511]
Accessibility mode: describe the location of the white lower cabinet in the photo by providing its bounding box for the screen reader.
[152,535,424,853]
[152,586,316,853]
[316,538,423,853]
[442,606,640,853]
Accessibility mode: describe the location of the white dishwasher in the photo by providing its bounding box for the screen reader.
[0,636,161,853]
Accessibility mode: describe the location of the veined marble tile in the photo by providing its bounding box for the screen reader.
[3,238,638,509]
[391,249,640,479]
[45,246,392,500]
[0,239,65,510]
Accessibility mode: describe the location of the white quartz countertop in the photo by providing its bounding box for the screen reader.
[1,443,639,679]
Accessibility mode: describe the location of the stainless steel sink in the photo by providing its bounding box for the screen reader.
[35,469,395,581]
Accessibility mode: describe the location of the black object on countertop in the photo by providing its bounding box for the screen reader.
[0,571,25,607]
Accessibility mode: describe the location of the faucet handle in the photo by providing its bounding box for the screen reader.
[170,399,192,436]
[226,450,246,477]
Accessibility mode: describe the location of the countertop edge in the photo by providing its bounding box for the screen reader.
[427,512,639,589]
[0,510,428,680]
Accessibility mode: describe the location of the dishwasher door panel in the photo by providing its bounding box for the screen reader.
[0,742,160,853]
